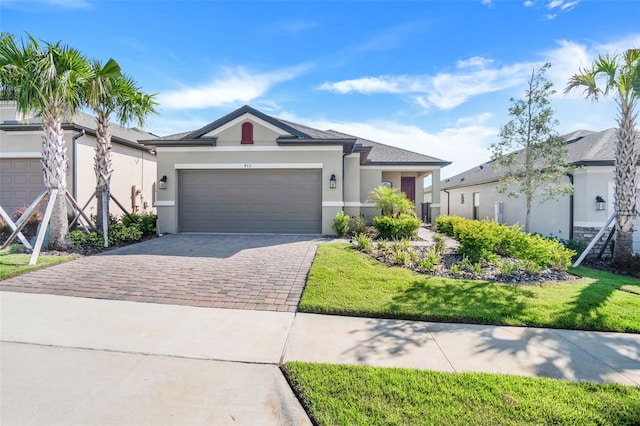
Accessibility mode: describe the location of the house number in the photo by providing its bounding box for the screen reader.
[244,163,252,168]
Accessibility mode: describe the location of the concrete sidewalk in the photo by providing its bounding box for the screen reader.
[2,291,639,425]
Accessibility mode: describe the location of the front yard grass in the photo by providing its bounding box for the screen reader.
[283,362,640,426]
[0,245,77,280]
[299,243,640,333]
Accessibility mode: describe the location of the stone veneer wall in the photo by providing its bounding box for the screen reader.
[573,226,614,259]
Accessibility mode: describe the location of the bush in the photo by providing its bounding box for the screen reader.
[12,205,43,239]
[353,233,373,252]
[349,216,369,235]
[121,213,157,236]
[373,214,421,240]
[70,213,155,248]
[435,216,574,270]
[418,247,442,272]
[332,211,350,237]
[560,238,588,259]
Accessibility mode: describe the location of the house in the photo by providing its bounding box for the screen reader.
[0,101,157,220]
[141,105,450,235]
[425,128,640,254]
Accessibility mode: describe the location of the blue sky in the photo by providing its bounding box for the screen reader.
[2,0,639,178]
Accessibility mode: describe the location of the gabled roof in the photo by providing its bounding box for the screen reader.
[141,105,451,165]
[141,105,355,152]
[325,129,450,166]
[438,128,638,191]
[0,109,156,152]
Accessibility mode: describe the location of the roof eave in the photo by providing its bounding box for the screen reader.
[363,160,452,167]
[0,123,153,152]
[185,105,309,139]
[139,138,217,147]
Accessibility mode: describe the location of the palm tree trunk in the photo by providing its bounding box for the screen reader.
[612,98,639,266]
[95,112,113,233]
[41,112,71,250]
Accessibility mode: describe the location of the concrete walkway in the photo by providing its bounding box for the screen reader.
[2,291,639,425]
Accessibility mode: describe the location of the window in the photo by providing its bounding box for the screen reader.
[241,122,253,144]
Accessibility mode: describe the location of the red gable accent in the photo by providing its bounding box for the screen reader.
[241,122,254,144]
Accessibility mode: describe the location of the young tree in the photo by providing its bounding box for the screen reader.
[0,33,91,250]
[491,63,573,233]
[84,59,157,235]
[565,49,640,266]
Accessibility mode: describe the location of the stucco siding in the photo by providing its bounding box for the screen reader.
[155,146,343,234]
[1,115,156,222]
[441,179,571,238]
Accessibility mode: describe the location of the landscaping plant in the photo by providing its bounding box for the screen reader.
[435,216,574,271]
[332,211,350,237]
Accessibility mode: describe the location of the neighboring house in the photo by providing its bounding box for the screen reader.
[141,105,450,235]
[0,101,157,220]
[425,128,640,254]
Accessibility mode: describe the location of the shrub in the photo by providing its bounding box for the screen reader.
[433,234,446,255]
[418,247,442,272]
[349,216,369,235]
[436,216,574,270]
[332,211,350,237]
[12,205,43,239]
[353,233,373,252]
[373,214,421,240]
[122,213,157,236]
[560,238,588,260]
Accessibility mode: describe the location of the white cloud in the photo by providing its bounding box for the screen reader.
[523,1,535,7]
[457,56,494,69]
[480,0,492,5]
[320,58,532,110]
[547,0,581,10]
[158,64,311,110]
[317,77,407,94]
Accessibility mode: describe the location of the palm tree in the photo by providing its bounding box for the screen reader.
[565,49,640,265]
[367,185,415,217]
[84,59,157,234]
[0,33,91,250]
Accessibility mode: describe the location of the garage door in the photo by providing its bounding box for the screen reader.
[178,169,322,233]
[0,159,44,215]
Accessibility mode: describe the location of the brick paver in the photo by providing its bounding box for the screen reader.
[0,234,319,312]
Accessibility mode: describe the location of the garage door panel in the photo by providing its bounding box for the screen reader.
[0,159,44,214]
[178,170,321,233]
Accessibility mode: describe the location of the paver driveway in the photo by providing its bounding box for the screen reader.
[0,234,319,312]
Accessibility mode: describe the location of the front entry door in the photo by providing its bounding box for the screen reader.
[400,177,416,202]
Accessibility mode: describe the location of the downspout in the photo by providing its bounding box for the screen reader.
[566,172,574,240]
[443,189,450,215]
[72,129,85,200]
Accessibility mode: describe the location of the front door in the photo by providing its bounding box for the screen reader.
[400,177,416,202]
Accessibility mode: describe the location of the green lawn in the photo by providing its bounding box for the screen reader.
[300,243,640,333]
[283,362,640,426]
[0,246,77,280]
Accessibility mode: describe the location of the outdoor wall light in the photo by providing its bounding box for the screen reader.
[159,175,168,190]
[595,195,606,211]
[329,174,337,189]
